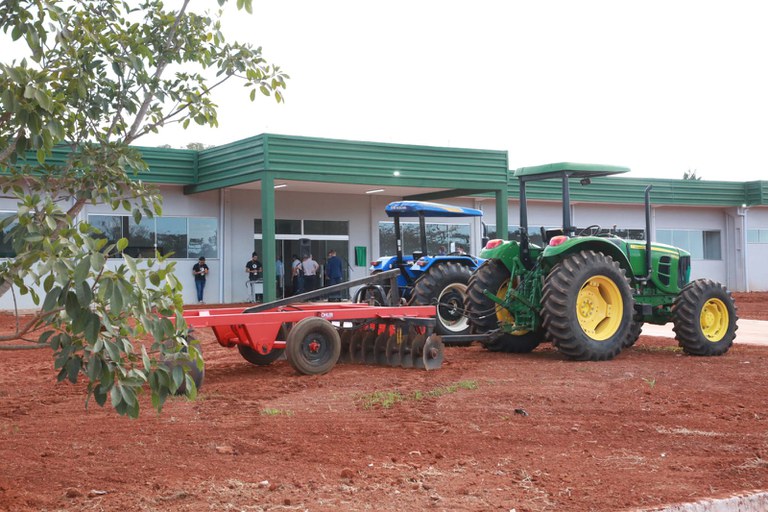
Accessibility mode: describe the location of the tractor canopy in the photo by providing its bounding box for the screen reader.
[385,201,483,218]
[513,162,630,182]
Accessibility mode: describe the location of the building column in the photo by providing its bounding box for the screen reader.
[260,172,276,302]
[495,188,508,238]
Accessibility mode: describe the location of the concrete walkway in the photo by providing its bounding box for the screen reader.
[641,318,767,347]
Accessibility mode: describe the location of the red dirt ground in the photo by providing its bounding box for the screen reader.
[1,293,767,512]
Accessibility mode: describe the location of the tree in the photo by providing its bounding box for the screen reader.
[0,0,288,417]
[683,169,702,180]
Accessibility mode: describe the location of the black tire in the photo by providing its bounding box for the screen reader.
[410,262,473,336]
[285,317,341,375]
[541,250,634,361]
[465,259,544,352]
[237,324,288,365]
[624,319,643,348]
[672,278,738,356]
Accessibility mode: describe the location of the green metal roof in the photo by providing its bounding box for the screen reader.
[514,162,630,181]
[8,135,768,207]
[508,175,756,207]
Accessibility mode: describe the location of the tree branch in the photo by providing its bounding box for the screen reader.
[125,0,191,144]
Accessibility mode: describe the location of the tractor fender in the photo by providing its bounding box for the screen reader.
[542,238,635,278]
[414,255,481,272]
[479,240,543,274]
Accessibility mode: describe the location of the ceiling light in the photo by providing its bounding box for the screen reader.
[365,188,385,194]
[274,184,287,189]
[393,171,401,176]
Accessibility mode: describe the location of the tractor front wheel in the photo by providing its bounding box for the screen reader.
[542,250,634,361]
[410,262,472,336]
[465,259,544,353]
[672,278,738,356]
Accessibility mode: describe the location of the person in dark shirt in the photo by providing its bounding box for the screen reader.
[325,249,344,301]
[192,256,209,304]
[245,252,263,280]
[245,252,263,301]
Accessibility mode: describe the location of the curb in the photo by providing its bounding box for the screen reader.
[640,490,768,511]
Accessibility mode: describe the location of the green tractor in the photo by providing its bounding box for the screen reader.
[462,162,738,360]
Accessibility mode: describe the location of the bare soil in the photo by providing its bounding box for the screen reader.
[1,293,767,512]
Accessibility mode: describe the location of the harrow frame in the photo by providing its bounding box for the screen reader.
[180,270,444,375]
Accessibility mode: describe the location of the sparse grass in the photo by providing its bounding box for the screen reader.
[633,345,682,353]
[260,408,293,416]
[738,457,768,470]
[359,380,478,409]
[642,377,656,389]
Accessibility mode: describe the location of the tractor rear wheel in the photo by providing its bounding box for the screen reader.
[237,324,289,365]
[465,259,544,352]
[542,250,634,361]
[623,319,644,348]
[286,317,341,375]
[672,278,738,356]
[410,262,472,336]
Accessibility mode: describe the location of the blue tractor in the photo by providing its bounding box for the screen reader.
[354,200,487,336]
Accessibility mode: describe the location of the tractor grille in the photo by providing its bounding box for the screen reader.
[658,256,672,286]
[678,255,691,287]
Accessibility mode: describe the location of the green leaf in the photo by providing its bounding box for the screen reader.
[74,258,90,286]
[117,238,128,252]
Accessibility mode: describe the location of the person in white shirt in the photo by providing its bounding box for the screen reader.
[301,254,319,292]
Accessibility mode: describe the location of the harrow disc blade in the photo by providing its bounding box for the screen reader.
[348,330,366,364]
[401,333,423,369]
[373,332,390,365]
[421,335,444,370]
[385,333,402,367]
[360,331,377,364]
[338,329,353,363]
[410,334,427,369]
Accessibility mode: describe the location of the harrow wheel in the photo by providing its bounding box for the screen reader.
[285,317,341,375]
[672,278,738,356]
[237,324,289,366]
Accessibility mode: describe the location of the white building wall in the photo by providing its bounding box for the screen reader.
[746,207,768,291]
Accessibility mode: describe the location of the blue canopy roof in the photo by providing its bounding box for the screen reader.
[385,201,483,218]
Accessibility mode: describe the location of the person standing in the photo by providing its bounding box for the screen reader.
[245,251,263,301]
[291,254,304,295]
[192,256,209,304]
[325,249,344,301]
[276,254,284,297]
[301,253,319,292]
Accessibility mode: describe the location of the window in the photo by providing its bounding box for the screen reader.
[747,229,768,244]
[157,217,188,258]
[304,220,348,236]
[88,214,218,258]
[0,212,17,258]
[656,229,721,260]
[378,221,470,255]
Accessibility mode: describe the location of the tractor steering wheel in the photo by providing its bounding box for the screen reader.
[578,224,603,236]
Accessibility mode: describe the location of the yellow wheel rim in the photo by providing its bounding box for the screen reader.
[496,278,529,336]
[576,275,623,341]
[700,298,728,342]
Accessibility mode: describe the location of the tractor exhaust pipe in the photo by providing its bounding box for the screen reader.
[643,185,653,281]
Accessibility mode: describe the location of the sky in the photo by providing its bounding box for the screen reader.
[26,1,768,181]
